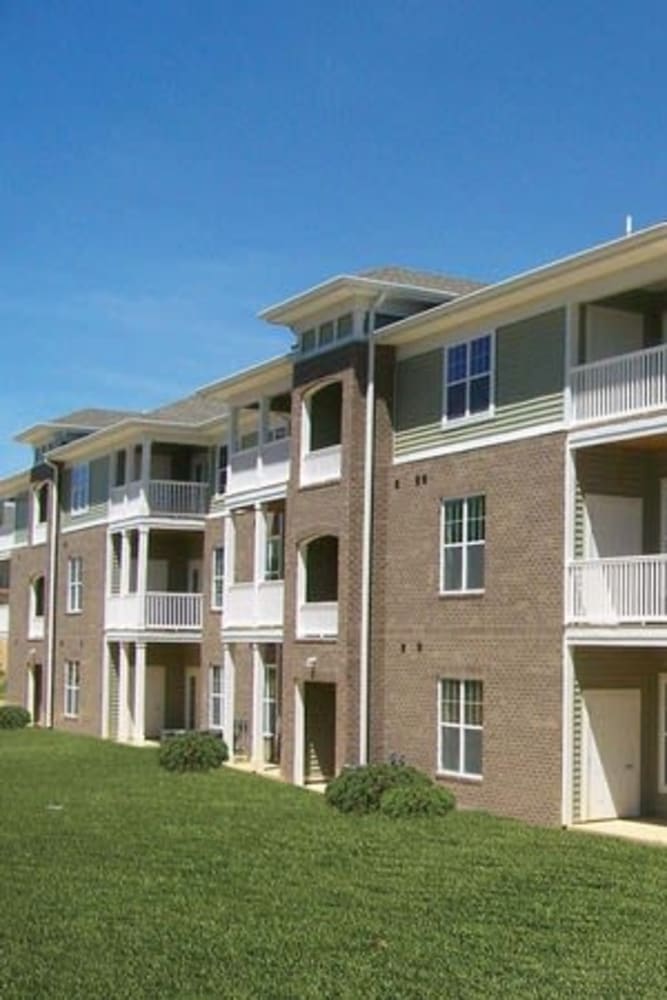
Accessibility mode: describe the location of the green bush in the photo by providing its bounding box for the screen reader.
[380,783,456,819]
[158,731,228,773]
[0,705,31,729]
[325,762,432,815]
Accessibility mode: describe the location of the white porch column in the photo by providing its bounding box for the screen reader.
[561,644,575,827]
[223,645,235,757]
[120,530,131,596]
[223,513,235,587]
[140,437,152,500]
[133,641,147,744]
[251,643,264,764]
[254,501,265,596]
[118,642,130,741]
[293,682,305,786]
[137,525,150,600]
[101,642,110,739]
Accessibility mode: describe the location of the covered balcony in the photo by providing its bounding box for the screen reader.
[300,381,342,488]
[227,393,292,499]
[297,535,339,639]
[108,442,210,521]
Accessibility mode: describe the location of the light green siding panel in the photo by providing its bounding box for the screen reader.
[395,349,442,432]
[394,392,563,457]
[109,655,119,740]
[61,502,108,529]
[574,483,584,559]
[496,309,566,406]
[572,679,583,822]
[90,457,110,506]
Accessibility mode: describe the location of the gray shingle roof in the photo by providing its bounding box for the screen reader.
[358,266,487,296]
[49,407,142,429]
[146,393,227,424]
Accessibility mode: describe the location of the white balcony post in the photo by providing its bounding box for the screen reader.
[140,437,151,490]
[251,643,264,765]
[137,526,149,598]
[223,645,235,756]
[120,530,131,597]
[101,642,110,739]
[133,642,147,744]
[224,513,235,587]
[254,502,265,622]
[118,642,130,741]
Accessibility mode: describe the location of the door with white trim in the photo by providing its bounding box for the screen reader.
[145,666,165,739]
[583,688,641,821]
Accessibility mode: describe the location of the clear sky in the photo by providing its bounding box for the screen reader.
[1,0,667,474]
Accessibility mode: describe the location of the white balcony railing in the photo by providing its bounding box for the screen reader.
[109,480,209,520]
[571,342,667,425]
[148,480,209,515]
[227,438,290,498]
[223,580,284,630]
[567,555,667,624]
[0,603,9,635]
[105,592,202,631]
[300,444,342,488]
[297,601,338,638]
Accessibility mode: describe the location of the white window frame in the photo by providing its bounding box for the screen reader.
[262,660,278,739]
[71,463,90,514]
[442,331,495,427]
[67,556,83,614]
[440,494,486,595]
[209,664,225,731]
[211,546,224,610]
[437,678,483,780]
[264,509,285,581]
[64,660,81,719]
[659,675,667,793]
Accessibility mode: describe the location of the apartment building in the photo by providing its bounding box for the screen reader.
[5,224,667,828]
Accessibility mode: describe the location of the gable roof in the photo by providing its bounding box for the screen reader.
[358,266,486,296]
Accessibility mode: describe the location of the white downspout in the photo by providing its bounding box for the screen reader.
[43,459,60,728]
[359,292,387,765]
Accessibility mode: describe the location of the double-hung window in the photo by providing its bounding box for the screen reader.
[211,547,224,610]
[264,510,285,581]
[444,333,493,422]
[71,464,89,513]
[64,660,81,718]
[67,556,83,613]
[441,495,486,593]
[209,665,225,731]
[439,679,483,778]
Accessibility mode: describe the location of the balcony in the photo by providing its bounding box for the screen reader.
[300,444,342,488]
[109,480,209,521]
[567,555,667,624]
[0,604,8,635]
[106,592,202,632]
[227,438,290,499]
[297,601,338,639]
[571,342,667,426]
[223,580,284,631]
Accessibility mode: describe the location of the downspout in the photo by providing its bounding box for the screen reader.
[359,292,387,765]
[43,458,60,728]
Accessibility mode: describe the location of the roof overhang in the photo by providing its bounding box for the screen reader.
[197,353,293,402]
[15,421,106,447]
[0,469,31,499]
[376,223,667,348]
[260,275,454,327]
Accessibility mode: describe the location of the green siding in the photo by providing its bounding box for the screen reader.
[572,679,582,822]
[394,309,565,458]
[109,656,119,740]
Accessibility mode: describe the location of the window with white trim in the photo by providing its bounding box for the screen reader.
[444,333,493,422]
[264,509,285,581]
[209,665,225,731]
[263,661,277,741]
[441,495,485,593]
[64,660,81,718]
[71,464,90,513]
[211,547,224,610]
[67,556,83,613]
[438,679,483,778]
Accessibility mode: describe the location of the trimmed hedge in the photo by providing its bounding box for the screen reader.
[0,705,31,729]
[158,731,229,773]
[380,784,456,819]
[324,762,433,815]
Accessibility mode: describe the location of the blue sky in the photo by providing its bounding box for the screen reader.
[1,1,667,473]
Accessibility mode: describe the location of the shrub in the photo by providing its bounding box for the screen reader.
[325,762,432,815]
[0,705,31,729]
[380,783,456,819]
[158,731,229,773]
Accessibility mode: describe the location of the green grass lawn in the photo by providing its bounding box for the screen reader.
[2,732,667,999]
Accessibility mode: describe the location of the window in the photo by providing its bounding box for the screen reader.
[36,484,49,524]
[444,333,493,422]
[265,394,291,443]
[300,314,356,354]
[438,679,483,778]
[67,557,83,613]
[441,495,486,593]
[263,662,277,740]
[64,660,81,718]
[264,509,285,581]
[209,665,225,731]
[216,445,228,495]
[71,464,89,513]
[113,450,126,488]
[33,576,45,618]
[211,547,224,610]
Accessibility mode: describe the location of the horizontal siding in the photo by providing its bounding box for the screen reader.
[394,392,563,458]
[61,501,108,529]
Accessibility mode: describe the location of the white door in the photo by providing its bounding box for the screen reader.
[145,666,166,739]
[586,305,644,362]
[584,494,643,558]
[583,688,641,821]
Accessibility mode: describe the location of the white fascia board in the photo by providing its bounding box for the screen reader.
[197,353,293,400]
[46,416,227,464]
[377,223,667,349]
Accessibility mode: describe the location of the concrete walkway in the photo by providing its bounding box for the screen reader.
[571,818,667,847]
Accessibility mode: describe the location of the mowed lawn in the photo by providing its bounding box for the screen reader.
[2,735,667,999]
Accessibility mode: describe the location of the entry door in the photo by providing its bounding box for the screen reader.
[583,688,641,821]
[185,669,198,730]
[145,666,166,739]
[304,682,336,783]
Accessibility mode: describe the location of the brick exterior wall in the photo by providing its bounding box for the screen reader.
[201,513,225,729]
[6,535,50,715]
